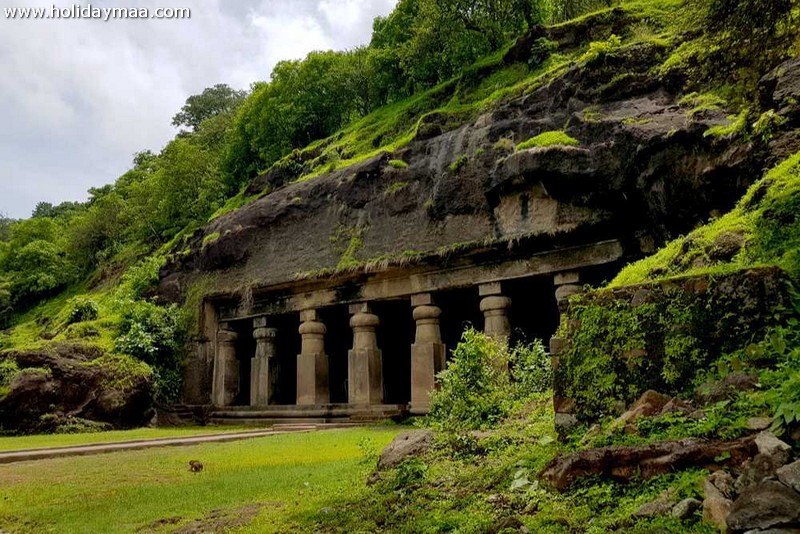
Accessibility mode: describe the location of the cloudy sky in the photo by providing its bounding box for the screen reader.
[0,0,397,218]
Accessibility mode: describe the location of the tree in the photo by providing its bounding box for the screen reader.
[171,83,247,131]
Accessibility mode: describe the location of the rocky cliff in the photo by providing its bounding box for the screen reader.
[159,29,771,303]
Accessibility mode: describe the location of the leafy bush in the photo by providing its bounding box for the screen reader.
[578,34,622,64]
[428,329,512,431]
[66,298,99,325]
[428,330,552,431]
[516,130,579,150]
[114,300,184,369]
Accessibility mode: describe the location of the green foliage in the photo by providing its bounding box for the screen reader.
[114,300,184,370]
[117,255,165,301]
[65,298,99,325]
[578,34,622,64]
[613,151,800,286]
[704,109,748,138]
[171,83,247,131]
[516,130,580,150]
[428,330,552,430]
[752,110,788,143]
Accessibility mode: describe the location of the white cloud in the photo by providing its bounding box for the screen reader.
[0,0,397,218]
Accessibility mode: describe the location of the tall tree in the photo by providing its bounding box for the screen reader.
[171,84,247,131]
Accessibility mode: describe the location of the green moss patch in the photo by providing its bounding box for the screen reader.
[516,130,580,150]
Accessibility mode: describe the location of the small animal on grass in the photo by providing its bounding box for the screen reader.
[188,460,204,473]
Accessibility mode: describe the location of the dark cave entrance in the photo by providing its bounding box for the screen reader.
[230,319,255,406]
[270,313,301,405]
[321,305,351,404]
[438,287,484,361]
[372,299,414,405]
[505,276,560,351]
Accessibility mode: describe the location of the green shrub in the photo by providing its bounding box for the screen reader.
[752,110,788,142]
[516,131,579,150]
[114,300,184,369]
[118,256,165,300]
[66,298,99,325]
[428,330,551,431]
[428,329,511,431]
[578,34,622,65]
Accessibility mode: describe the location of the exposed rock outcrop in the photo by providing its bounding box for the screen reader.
[540,436,757,491]
[377,430,434,470]
[159,41,760,304]
[0,344,153,433]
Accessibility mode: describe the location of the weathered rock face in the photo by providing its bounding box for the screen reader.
[0,344,153,433]
[377,430,434,470]
[159,40,760,302]
[539,436,758,492]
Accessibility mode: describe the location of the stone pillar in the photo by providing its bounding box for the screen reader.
[410,293,446,414]
[251,317,278,407]
[554,271,582,316]
[479,283,512,340]
[212,323,239,407]
[297,310,330,406]
[348,303,383,405]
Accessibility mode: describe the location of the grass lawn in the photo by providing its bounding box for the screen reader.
[0,426,259,452]
[0,426,401,533]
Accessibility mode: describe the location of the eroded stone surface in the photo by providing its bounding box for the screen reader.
[377,430,435,470]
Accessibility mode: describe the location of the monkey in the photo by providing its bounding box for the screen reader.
[188,460,204,473]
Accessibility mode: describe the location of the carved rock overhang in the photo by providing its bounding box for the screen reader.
[212,237,625,322]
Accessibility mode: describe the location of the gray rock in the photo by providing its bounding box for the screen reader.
[727,480,800,532]
[671,498,702,519]
[756,432,792,464]
[777,460,800,493]
[634,491,676,518]
[746,417,773,431]
[377,430,434,470]
[704,473,734,529]
[736,452,789,492]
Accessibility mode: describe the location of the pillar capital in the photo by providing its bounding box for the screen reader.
[481,295,512,342]
[480,295,512,313]
[253,316,269,329]
[253,327,277,341]
[299,320,326,336]
[412,305,441,322]
[216,328,238,344]
[300,309,319,323]
[350,311,380,330]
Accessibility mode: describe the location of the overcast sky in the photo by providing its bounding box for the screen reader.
[0,0,397,219]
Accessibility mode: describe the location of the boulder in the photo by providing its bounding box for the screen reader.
[633,490,676,518]
[614,390,671,427]
[777,460,800,493]
[0,344,153,433]
[755,431,792,464]
[727,480,800,532]
[540,437,757,491]
[671,498,702,520]
[377,430,434,470]
[704,473,734,529]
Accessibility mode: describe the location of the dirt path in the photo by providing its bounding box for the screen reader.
[0,425,319,465]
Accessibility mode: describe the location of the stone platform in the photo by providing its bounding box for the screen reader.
[209,403,409,426]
